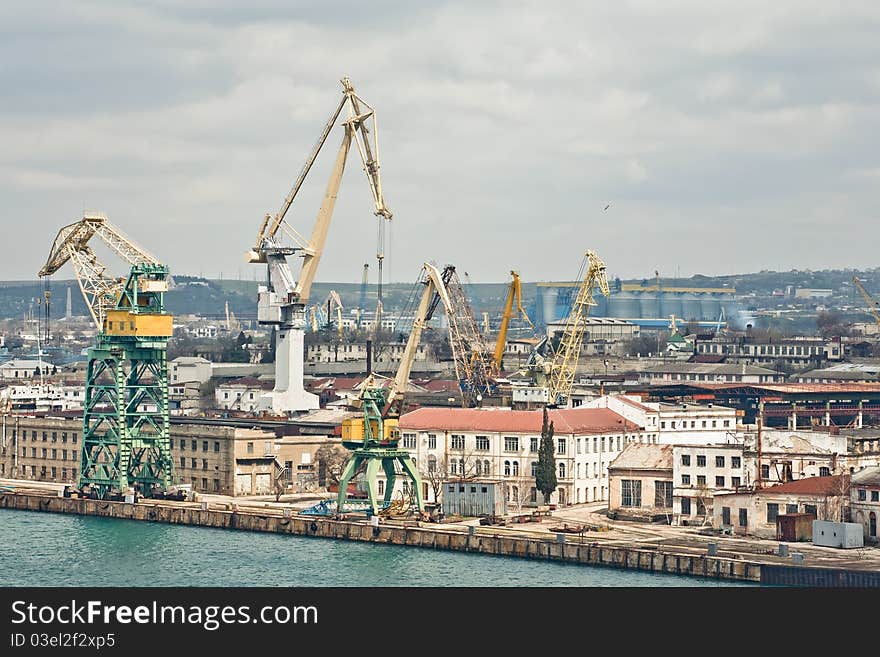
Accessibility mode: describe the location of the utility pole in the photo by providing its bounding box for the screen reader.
[756,398,764,489]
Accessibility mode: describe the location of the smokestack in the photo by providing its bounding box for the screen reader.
[366,339,372,375]
[65,287,72,320]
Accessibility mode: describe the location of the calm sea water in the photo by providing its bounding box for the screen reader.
[0,509,750,587]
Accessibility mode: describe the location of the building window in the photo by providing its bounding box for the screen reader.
[72,433,77,444]
[41,448,47,458]
[180,457,185,468]
[190,459,196,468]
[180,439,186,449]
[451,434,465,450]
[661,421,666,429]
[701,420,707,428]
[697,475,706,486]
[859,489,867,501]
[377,480,384,496]
[731,456,741,468]
[247,442,253,454]
[557,438,566,455]
[786,504,798,514]
[483,460,490,475]
[202,459,208,471]
[191,440,197,451]
[449,460,458,475]
[696,455,706,467]
[558,462,566,479]
[722,506,731,526]
[577,438,582,454]
[512,461,520,476]
[402,433,417,449]
[715,476,725,487]
[427,456,437,473]
[681,497,691,515]
[655,481,672,508]
[715,455,725,468]
[681,454,690,466]
[428,434,437,449]
[475,436,490,451]
[504,436,519,452]
[621,480,641,507]
[214,441,220,452]
[475,461,482,476]
[617,436,622,450]
[767,503,779,523]
[202,440,208,452]
[872,491,879,502]
[531,461,538,477]
[530,437,538,453]
[681,474,691,485]
[819,466,830,477]
[762,464,771,479]
[731,476,741,488]
[600,437,605,452]
[504,461,511,476]
[738,507,748,526]
[51,432,57,442]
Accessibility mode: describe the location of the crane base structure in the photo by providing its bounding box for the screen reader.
[79,264,174,499]
[338,385,424,516]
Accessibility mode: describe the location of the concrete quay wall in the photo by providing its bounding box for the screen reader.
[0,492,765,583]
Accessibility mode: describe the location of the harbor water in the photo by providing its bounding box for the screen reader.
[0,509,751,587]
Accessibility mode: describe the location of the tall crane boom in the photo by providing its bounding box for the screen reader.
[548,251,610,406]
[853,276,880,328]
[338,263,452,515]
[39,213,160,330]
[247,77,394,414]
[442,266,494,406]
[492,270,533,375]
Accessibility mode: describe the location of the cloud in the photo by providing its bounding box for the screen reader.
[1,0,879,285]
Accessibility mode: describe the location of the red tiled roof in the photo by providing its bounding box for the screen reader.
[400,407,640,434]
[761,475,849,496]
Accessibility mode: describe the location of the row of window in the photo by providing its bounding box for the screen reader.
[8,464,77,481]
[20,448,78,461]
[11,430,79,443]
[856,489,880,502]
[179,458,213,471]
[179,439,221,453]
[680,454,742,468]
[620,480,673,508]
[446,434,623,455]
[681,474,741,488]
[663,419,730,430]
[444,458,570,479]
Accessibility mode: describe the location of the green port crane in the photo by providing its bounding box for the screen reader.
[39,213,175,499]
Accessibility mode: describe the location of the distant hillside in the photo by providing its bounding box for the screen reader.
[3,267,879,321]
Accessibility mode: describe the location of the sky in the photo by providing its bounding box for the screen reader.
[2,1,880,285]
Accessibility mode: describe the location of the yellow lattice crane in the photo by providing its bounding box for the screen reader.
[547,251,610,406]
[492,270,532,376]
[853,276,880,329]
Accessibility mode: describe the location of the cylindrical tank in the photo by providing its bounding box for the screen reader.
[541,287,559,325]
[701,295,720,322]
[638,293,659,320]
[608,291,640,319]
[681,293,702,323]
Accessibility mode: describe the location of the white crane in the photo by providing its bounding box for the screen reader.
[247,77,391,414]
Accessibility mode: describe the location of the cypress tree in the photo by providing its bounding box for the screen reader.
[535,407,557,504]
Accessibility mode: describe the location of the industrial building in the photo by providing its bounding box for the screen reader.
[533,280,741,327]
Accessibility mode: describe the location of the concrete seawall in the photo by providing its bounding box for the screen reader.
[0,491,762,583]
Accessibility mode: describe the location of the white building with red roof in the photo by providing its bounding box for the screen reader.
[584,394,739,445]
[397,406,644,507]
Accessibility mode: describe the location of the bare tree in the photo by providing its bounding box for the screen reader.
[315,444,350,489]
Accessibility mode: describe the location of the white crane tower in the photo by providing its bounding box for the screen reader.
[246,77,391,414]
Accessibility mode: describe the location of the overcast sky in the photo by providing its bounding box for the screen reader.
[3,1,879,286]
